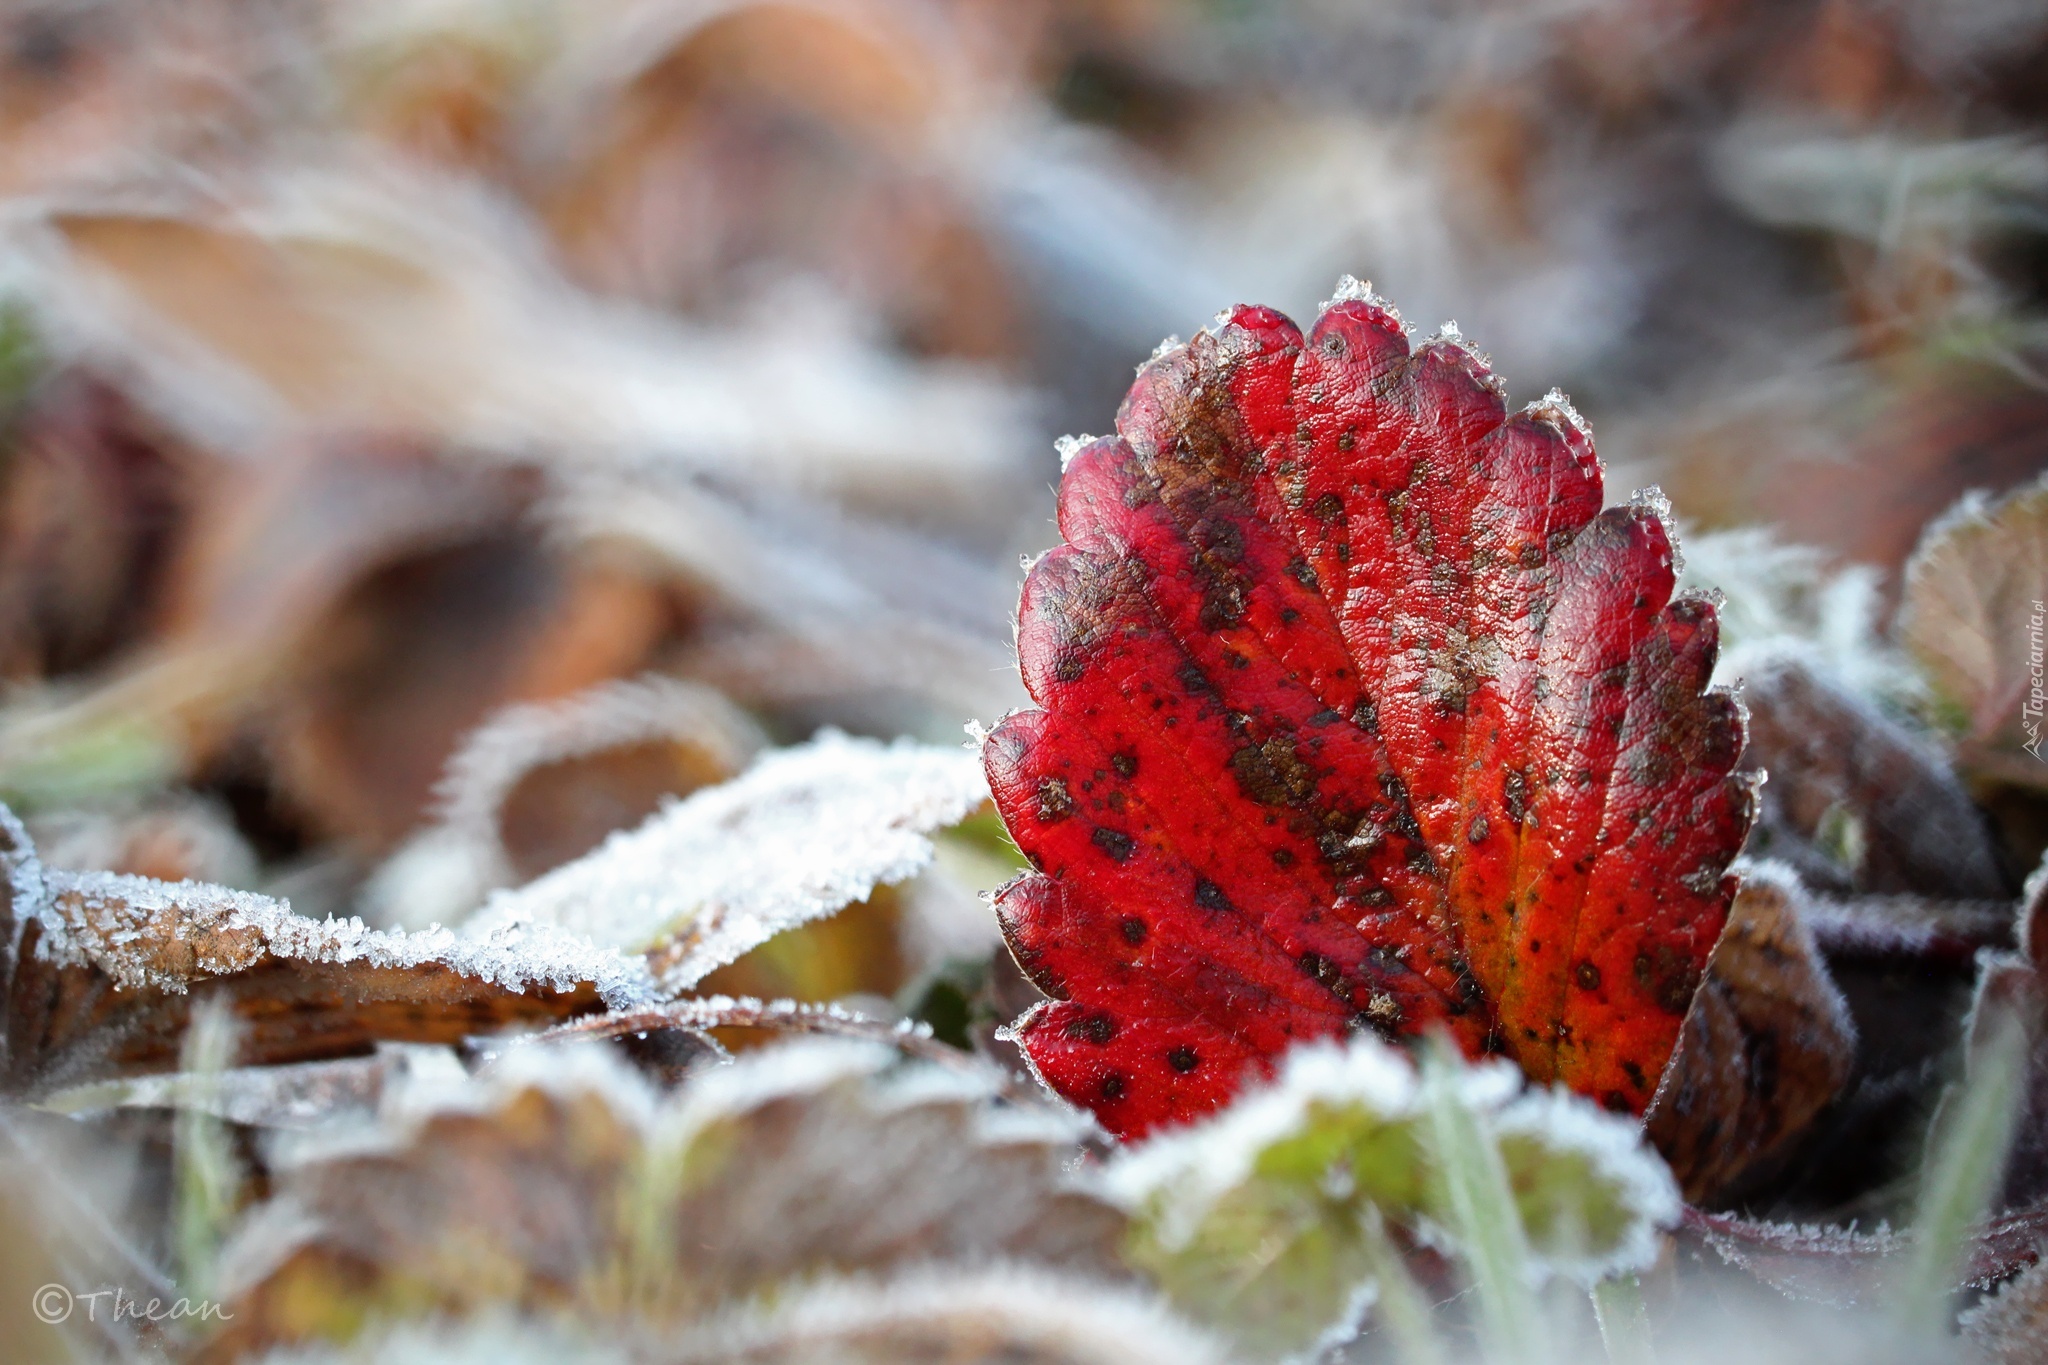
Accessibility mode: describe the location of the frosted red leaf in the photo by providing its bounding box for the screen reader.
[984,289,1755,1139]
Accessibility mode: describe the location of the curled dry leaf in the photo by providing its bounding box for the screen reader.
[1966,855,2048,1210]
[365,676,764,929]
[202,1038,1123,1358]
[1684,1204,2048,1307]
[468,731,988,993]
[243,1269,1231,1365]
[1961,1253,2048,1365]
[1645,862,1857,1204]
[1737,651,2007,899]
[985,284,1754,1137]
[0,805,646,1098]
[1899,474,2048,793]
[661,1265,1233,1365]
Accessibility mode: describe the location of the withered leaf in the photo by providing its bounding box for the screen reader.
[660,1266,1233,1365]
[365,676,764,929]
[1645,863,1857,1204]
[1961,1253,2048,1365]
[202,1038,1123,1358]
[1899,474,2048,794]
[468,731,988,993]
[1966,853,2048,1211]
[1738,651,2008,899]
[0,806,647,1098]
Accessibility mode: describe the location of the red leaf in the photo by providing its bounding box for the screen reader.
[983,291,1755,1139]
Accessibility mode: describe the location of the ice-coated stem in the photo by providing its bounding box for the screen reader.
[1591,1274,1656,1364]
[1359,1206,1447,1365]
[173,1000,242,1298]
[1420,1036,1542,1364]
[1893,1002,2028,1336]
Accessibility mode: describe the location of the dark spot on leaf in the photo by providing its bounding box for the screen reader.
[1120,917,1147,946]
[1100,1073,1127,1100]
[1194,878,1232,911]
[1092,827,1135,862]
[1067,1013,1116,1044]
[1168,1047,1200,1073]
[1036,778,1073,822]
[1575,961,1601,991]
[1313,492,1344,522]
[1110,752,1137,778]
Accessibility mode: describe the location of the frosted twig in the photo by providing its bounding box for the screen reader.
[524,995,1043,1103]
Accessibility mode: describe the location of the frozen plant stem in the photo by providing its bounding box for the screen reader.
[1360,1206,1446,1365]
[1420,1036,1541,1364]
[173,1000,242,1298]
[1893,1003,2029,1337]
[1591,1275,1655,1364]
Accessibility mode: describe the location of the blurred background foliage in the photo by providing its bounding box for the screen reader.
[0,0,2045,1007]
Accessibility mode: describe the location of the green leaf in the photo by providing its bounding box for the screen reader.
[1102,1034,1679,1361]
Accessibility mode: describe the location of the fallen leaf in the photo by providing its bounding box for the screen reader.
[1737,651,2008,899]
[1645,862,1857,1204]
[1683,1203,2048,1306]
[1961,1253,2048,1365]
[0,804,648,1098]
[241,1269,1232,1365]
[659,1265,1233,1365]
[985,283,1754,1137]
[1965,853,2048,1210]
[468,731,988,993]
[1898,474,2048,794]
[364,676,764,929]
[203,1037,1122,1357]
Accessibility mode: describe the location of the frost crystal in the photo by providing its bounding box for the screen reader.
[36,868,657,1007]
[1631,485,1682,575]
[1055,434,1096,472]
[468,731,989,994]
[363,677,764,930]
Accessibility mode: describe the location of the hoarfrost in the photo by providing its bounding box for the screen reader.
[1107,1032,1677,1275]
[361,676,763,930]
[35,868,656,1006]
[666,1263,1232,1365]
[1055,433,1096,472]
[1681,525,1924,705]
[468,731,989,994]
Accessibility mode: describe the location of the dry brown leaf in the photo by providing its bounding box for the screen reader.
[364,676,763,929]
[1966,853,2048,1211]
[1900,475,2048,794]
[1739,651,2008,898]
[1646,863,1858,1204]
[467,731,988,995]
[0,806,645,1098]
[1962,1254,2048,1365]
[201,1036,1123,1359]
[659,1265,1232,1365]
